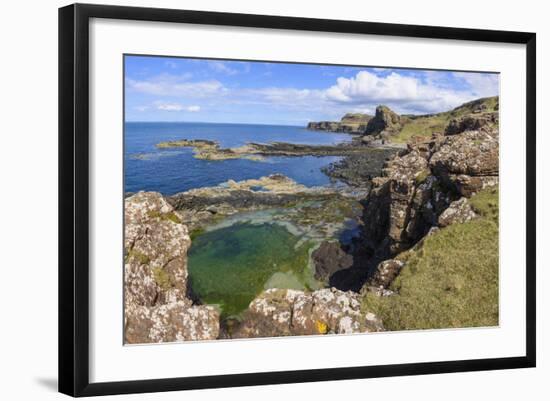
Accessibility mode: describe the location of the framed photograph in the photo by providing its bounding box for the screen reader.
[58,3,536,397]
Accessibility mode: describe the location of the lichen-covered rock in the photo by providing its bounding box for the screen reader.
[125,192,191,307]
[438,197,477,227]
[124,191,220,343]
[125,301,220,343]
[231,288,383,338]
[444,112,498,135]
[447,174,499,197]
[367,259,405,289]
[360,117,498,262]
[362,149,434,255]
[430,127,499,177]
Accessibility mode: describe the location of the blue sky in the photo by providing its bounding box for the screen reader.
[125,55,499,125]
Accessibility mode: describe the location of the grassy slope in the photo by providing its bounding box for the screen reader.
[392,96,499,144]
[362,186,499,331]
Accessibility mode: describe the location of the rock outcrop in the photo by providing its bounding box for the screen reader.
[367,259,405,289]
[229,288,383,338]
[364,105,403,139]
[445,112,498,135]
[124,192,220,343]
[437,197,477,227]
[358,107,498,271]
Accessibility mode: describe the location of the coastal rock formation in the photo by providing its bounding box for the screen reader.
[444,112,498,135]
[156,139,263,161]
[364,105,403,139]
[358,108,498,270]
[230,288,383,338]
[307,113,372,134]
[124,192,220,343]
[156,138,386,161]
[167,174,338,230]
[321,147,401,187]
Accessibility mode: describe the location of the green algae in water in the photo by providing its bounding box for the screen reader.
[187,222,320,318]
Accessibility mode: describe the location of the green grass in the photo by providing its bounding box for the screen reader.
[391,96,499,144]
[362,187,499,330]
[393,114,449,143]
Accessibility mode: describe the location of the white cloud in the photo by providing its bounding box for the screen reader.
[323,70,490,114]
[127,73,224,97]
[128,68,499,118]
[154,101,201,112]
[208,61,238,75]
[453,72,499,97]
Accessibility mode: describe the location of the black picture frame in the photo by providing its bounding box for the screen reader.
[59,3,536,397]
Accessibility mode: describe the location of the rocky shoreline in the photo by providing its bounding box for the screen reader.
[124,96,500,343]
[156,137,402,161]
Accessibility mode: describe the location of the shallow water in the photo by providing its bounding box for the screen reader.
[187,222,322,317]
[125,122,351,195]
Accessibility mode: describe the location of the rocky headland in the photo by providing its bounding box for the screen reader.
[307,113,372,134]
[125,96,500,342]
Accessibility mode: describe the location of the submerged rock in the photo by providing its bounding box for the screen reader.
[124,191,220,343]
[230,288,383,338]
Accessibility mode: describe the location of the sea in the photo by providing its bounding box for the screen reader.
[124,122,352,195]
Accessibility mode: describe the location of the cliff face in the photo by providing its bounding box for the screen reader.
[307,113,372,134]
[361,106,499,262]
[364,105,403,139]
[124,192,220,343]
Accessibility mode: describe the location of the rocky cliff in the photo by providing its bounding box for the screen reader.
[361,114,498,262]
[124,192,220,343]
[363,105,404,139]
[307,113,372,134]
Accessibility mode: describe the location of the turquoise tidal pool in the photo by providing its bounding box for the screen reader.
[187,222,322,318]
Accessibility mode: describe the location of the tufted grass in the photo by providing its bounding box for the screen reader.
[362,187,499,331]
